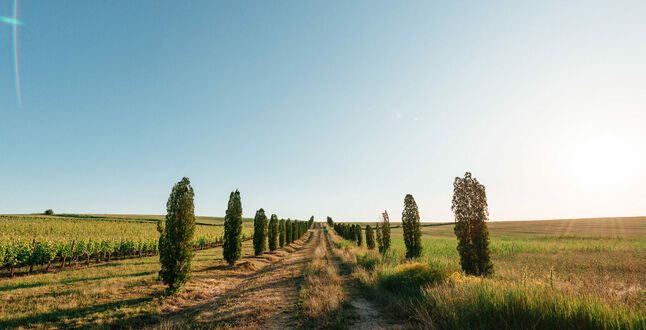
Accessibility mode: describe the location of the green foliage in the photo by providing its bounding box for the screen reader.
[291,221,297,242]
[402,194,422,259]
[355,251,380,270]
[378,263,447,294]
[44,209,54,215]
[285,219,292,244]
[279,219,286,248]
[223,190,243,266]
[452,172,493,276]
[158,177,196,294]
[309,215,314,228]
[268,214,278,251]
[356,224,363,246]
[327,216,334,227]
[377,210,391,254]
[365,225,375,250]
[252,208,268,256]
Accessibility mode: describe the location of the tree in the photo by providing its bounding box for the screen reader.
[292,221,297,242]
[365,225,375,249]
[223,190,243,266]
[327,216,334,227]
[253,208,268,256]
[452,172,493,276]
[402,194,422,258]
[309,216,314,228]
[356,224,363,246]
[268,214,279,251]
[158,177,196,293]
[44,209,54,215]
[377,210,391,254]
[279,219,286,248]
[285,219,292,244]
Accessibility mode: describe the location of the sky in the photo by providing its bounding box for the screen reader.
[1,0,645,222]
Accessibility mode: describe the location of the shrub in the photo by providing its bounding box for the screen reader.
[402,194,422,259]
[379,263,446,294]
[158,177,196,293]
[268,214,278,251]
[452,172,493,276]
[223,190,243,266]
[356,252,380,270]
[253,208,268,256]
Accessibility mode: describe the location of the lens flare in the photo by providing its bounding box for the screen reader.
[12,0,22,105]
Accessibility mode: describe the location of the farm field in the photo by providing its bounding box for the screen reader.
[0,214,255,277]
[352,217,646,308]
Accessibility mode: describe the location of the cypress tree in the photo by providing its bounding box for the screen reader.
[279,219,286,248]
[327,216,334,227]
[452,172,493,276]
[365,225,375,249]
[253,208,268,256]
[377,210,391,254]
[309,216,314,228]
[285,219,292,244]
[402,194,422,258]
[356,224,363,246]
[292,221,297,242]
[268,214,278,251]
[158,177,196,294]
[223,190,243,266]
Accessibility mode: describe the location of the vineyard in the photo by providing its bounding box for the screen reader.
[0,215,254,277]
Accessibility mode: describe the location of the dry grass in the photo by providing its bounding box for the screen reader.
[299,229,348,328]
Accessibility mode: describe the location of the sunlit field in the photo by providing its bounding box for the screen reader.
[378,217,646,307]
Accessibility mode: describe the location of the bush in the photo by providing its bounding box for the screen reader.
[44,209,54,215]
[379,263,447,294]
[356,252,380,270]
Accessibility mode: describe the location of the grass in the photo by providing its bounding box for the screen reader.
[0,239,257,328]
[298,228,350,329]
[326,217,646,329]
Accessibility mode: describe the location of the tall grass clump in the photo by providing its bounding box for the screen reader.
[415,276,646,329]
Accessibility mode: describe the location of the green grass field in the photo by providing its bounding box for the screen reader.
[336,217,646,328]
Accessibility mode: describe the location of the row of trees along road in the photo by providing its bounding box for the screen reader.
[331,172,493,277]
[158,178,313,294]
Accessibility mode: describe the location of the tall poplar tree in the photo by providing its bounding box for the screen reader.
[291,221,297,242]
[268,214,279,251]
[356,224,363,246]
[253,208,268,256]
[158,177,196,294]
[223,190,243,265]
[402,194,422,258]
[452,172,493,276]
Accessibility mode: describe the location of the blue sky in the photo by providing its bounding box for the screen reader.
[1,1,645,221]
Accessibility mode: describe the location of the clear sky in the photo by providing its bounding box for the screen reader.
[1,1,645,222]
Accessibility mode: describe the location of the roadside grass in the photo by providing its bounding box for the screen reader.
[325,217,646,329]
[298,229,350,329]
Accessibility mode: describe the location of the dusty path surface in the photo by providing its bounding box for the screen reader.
[321,229,401,330]
[159,230,318,328]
